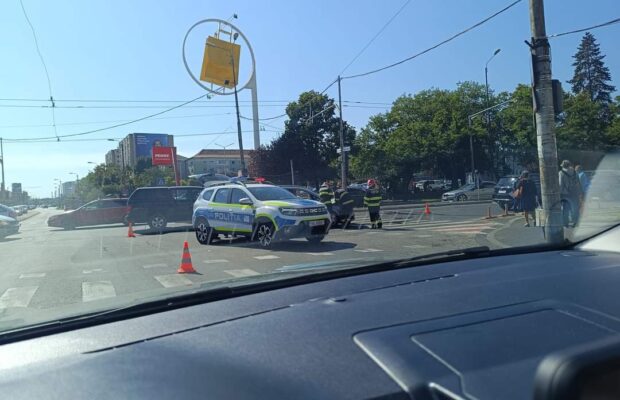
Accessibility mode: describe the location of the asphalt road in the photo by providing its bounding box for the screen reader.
[0,202,544,329]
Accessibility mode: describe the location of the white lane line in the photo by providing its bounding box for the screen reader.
[19,273,46,279]
[143,263,168,269]
[83,268,104,274]
[154,274,193,288]
[354,248,384,253]
[253,255,280,260]
[433,225,494,232]
[441,231,488,235]
[224,269,260,278]
[306,252,335,256]
[0,286,38,308]
[403,245,429,249]
[82,281,116,302]
[204,259,230,264]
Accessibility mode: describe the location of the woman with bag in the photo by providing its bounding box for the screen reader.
[515,170,537,227]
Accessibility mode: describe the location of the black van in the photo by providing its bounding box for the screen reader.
[127,186,203,231]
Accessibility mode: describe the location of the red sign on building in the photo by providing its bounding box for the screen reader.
[152,146,175,166]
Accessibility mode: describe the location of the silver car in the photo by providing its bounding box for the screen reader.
[442,181,497,201]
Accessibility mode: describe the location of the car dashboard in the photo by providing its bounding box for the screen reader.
[0,244,620,399]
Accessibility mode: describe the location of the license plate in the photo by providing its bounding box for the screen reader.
[309,220,324,227]
[498,190,506,193]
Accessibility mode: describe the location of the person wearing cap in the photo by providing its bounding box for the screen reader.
[364,179,383,229]
[515,170,537,227]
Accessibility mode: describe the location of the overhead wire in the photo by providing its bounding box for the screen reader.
[547,17,620,38]
[338,0,411,75]
[341,0,523,80]
[19,0,59,141]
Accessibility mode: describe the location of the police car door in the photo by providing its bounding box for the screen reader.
[229,188,254,235]
[210,188,233,231]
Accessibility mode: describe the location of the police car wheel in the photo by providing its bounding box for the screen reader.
[306,235,324,243]
[195,219,214,245]
[255,223,274,248]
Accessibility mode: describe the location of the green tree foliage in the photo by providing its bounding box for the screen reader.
[249,91,355,186]
[568,32,615,104]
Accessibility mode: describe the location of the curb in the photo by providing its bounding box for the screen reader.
[17,211,40,222]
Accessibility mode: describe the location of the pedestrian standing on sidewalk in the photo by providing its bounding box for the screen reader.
[364,179,383,229]
[559,160,583,228]
[516,171,537,227]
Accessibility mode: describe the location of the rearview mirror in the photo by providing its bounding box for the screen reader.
[534,336,620,400]
[239,197,253,206]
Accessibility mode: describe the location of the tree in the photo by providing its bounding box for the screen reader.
[568,32,615,105]
[249,91,355,186]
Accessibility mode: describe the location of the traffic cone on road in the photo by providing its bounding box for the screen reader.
[177,241,196,274]
[424,203,431,215]
[127,222,136,238]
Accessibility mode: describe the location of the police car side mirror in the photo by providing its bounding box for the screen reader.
[239,198,253,206]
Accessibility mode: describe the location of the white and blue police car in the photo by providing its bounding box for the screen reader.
[192,182,331,247]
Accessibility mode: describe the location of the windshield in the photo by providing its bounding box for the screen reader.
[248,187,297,201]
[1,1,619,334]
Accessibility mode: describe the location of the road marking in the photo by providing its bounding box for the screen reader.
[433,225,494,232]
[83,268,104,274]
[154,274,193,288]
[143,263,168,269]
[306,252,335,256]
[82,281,116,302]
[253,255,280,260]
[355,248,384,253]
[0,286,38,308]
[19,273,46,279]
[204,259,230,264]
[403,245,429,249]
[224,269,260,278]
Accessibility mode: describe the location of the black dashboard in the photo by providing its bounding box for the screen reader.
[1,246,620,399]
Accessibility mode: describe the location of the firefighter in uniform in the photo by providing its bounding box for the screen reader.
[364,179,383,229]
[319,180,335,213]
[334,184,355,228]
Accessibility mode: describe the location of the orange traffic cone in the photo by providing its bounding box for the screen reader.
[424,203,431,215]
[127,222,136,238]
[177,241,196,274]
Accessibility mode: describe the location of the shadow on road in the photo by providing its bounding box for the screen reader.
[50,224,128,232]
[134,225,193,235]
[269,240,357,252]
[0,237,21,243]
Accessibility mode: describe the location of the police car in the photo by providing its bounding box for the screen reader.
[192,182,331,247]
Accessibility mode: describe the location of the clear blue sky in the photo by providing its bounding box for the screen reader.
[0,0,618,197]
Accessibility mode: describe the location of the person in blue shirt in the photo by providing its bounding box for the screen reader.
[575,164,590,194]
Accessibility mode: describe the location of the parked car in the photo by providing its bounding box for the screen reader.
[127,186,203,231]
[346,185,367,207]
[281,185,320,201]
[0,214,20,238]
[417,179,451,191]
[47,198,129,230]
[442,181,497,201]
[492,176,520,209]
[0,204,18,219]
[192,183,330,247]
[189,173,231,188]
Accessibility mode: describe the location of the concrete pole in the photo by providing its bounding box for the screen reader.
[529,0,563,243]
[337,76,347,188]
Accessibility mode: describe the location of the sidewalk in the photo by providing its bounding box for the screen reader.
[485,215,547,249]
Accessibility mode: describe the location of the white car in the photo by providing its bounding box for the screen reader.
[192,182,331,247]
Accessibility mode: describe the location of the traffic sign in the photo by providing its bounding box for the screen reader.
[336,146,351,154]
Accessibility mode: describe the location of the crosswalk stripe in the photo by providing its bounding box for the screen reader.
[403,244,429,249]
[433,225,494,231]
[19,273,46,279]
[82,281,116,302]
[306,252,335,256]
[354,248,384,253]
[204,259,230,264]
[253,255,280,260]
[224,269,260,278]
[0,286,38,308]
[83,268,104,274]
[154,274,193,288]
[143,263,168,269]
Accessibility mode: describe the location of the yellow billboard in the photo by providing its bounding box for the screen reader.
[200,36,241,89]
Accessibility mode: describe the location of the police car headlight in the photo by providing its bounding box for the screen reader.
[279,207,298,216]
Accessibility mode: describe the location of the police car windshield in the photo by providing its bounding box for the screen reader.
[249,187,298,201]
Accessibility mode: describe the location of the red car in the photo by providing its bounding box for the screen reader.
[47,198,128,229]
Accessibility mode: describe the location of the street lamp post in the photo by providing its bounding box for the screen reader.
[485,48,501,175]
[229,32,245,171]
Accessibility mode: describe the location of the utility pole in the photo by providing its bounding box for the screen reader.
[290,160,295,185]
[337,76,347,188]
[529,0,563,243]
[230,33,245,171]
